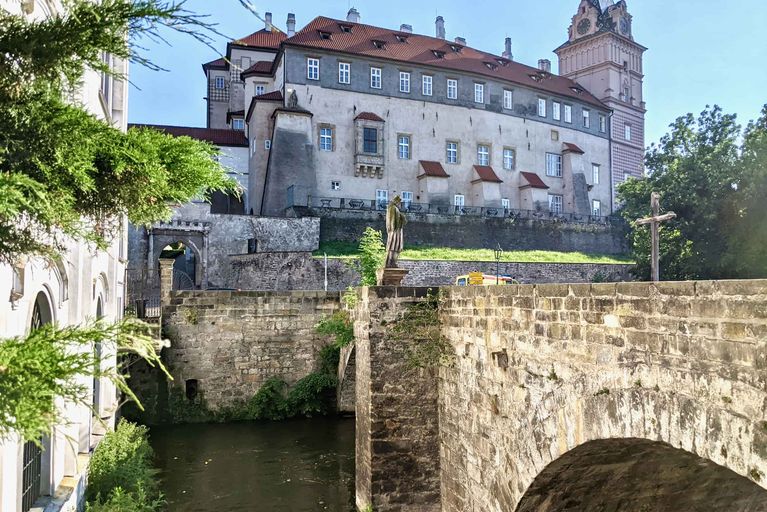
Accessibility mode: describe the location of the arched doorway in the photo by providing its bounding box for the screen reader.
[160,242,198,290]
[21,292,54,512]
[515,438,767,511]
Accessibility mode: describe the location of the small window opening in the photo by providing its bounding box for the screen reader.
[185,379,199,400]
[339,24,352,33]
[319,31,332,40]
[372,40,386,49]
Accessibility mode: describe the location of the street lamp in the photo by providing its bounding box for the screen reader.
[494,243,503,285]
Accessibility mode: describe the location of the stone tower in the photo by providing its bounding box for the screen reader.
[555,0,647,200]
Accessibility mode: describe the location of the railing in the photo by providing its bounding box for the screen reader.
[302,196,621,225]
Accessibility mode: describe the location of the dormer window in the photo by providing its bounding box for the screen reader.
[432,50,446,59]
[484,62,498,71]
[570,86,584,94]
[319,31,332,40]
[339,24,352,33]
[372,40,386,49]
[529,74,542,83]
[395,34,409,43]
[496,58,509,67]
[449,44,462,53]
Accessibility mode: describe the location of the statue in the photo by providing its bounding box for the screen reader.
[287,90,298,109]
[378,196,409,286]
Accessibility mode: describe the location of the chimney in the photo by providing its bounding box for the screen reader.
[264,12,273,31]
[435,16,446,39]
[538,59,551,73]
[286,13,296,37]
[400,24,413,33]
[347,7,360,23]
[454,36,466,46]
[502,37,513,60]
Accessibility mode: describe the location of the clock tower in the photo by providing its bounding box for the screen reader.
[555,0,647,201]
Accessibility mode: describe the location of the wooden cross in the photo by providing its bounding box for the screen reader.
[636,192,676,282]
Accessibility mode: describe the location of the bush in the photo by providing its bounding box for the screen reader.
[358,227,385,286]
[315,311,354,348]
[86,420,161,510]
[285,373,337,417]
[245,378,288,421]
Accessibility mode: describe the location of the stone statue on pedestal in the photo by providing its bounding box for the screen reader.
[378,196,409,286]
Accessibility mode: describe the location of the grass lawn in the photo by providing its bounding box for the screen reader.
[314,241,633,265]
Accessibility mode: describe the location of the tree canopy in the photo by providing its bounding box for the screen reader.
[0,0,238,264]
[618,105,767,280]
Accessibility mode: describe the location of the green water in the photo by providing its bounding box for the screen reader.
[151,418,356,511]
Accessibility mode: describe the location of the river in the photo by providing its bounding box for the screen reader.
[151,418,356,511]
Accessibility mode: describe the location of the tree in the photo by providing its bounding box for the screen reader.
[0,0,241,440]
[617,105,767,280]
[358,227,386,286]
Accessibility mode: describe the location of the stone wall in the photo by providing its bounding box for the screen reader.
[316,211,628,255]
[354,287,441,512]
[437,280,767,511]
[228,252,632,291]
[159,290,340,409]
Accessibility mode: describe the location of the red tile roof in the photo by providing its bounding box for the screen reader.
[255,91,284,101]
[128,124,248,147]
[203,57,227,69]
[418,160,450,178]
[355,111,385,122]
[284,17,605,108]
[563,142,585,154]
[472,165,503,183]
[519,171,549,189]
[243,60,274,76]
[233,29,287,49]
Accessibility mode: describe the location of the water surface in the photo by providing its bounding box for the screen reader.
[151,418,356,511]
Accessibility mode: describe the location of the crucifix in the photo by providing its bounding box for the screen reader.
[635,192,676,282]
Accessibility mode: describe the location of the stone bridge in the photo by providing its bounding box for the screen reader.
[352,280,767,511]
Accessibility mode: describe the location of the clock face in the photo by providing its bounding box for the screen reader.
[620,17,630,35]
[577,18,592,35]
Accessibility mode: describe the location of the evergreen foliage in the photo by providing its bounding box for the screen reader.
[618,105,767,280]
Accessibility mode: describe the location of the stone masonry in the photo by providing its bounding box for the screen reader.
[160,289,340,409]
[353,280,767,510]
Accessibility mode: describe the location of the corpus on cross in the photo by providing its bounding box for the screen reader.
[635,192,676,282]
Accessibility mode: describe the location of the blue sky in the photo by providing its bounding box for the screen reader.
[128,0,767,146]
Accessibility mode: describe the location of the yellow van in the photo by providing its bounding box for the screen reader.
[455,272,518,286]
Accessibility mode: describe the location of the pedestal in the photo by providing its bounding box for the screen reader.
[376,267,409,286]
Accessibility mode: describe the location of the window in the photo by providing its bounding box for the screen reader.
[501,198,510,211]
[592,199,602,217]
[553,101,561,121]
[549,194,563,214]
[370,67,382,89]
[320,127,333,151]
[447,79,457,99]
[331,181,341,191]
[398,135,411,159]
[400,72,410,93]
[232,118,245,130]
[599,114,607,133]
[477,145,490,166]
[583,109,591,128]
[401,191,413,209]
[625,123,632,141]
[446,141,458,164]
[214,76,225,90]
[503,90,513,110]
[264,139,271,150]
[339,62,350,84]
[564,104,572,124]
[551,130,559,141]
[546,153,562,177]
[538,98,547,117]
[255,85,265,95]
[363,127,378,154]
[592,164,600,184]
[376,189,388,210]
[422,75,433,96]
[474,83,484,104]
[454,194,465,213]
[307,58,319,80]
[503,148,515,170]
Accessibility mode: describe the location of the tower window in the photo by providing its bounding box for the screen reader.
[214,76,225,90]
[625,123,632,141]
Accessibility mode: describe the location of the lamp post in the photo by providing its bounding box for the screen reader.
[494,244,503,285]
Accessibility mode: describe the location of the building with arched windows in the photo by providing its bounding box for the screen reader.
[0,2,128,511]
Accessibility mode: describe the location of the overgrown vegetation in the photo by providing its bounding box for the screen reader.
[85,420,163,511]
[315,241,632,264]
[0,319,168,442]
[316,311,354,348]
[618,104,767,280]
[387,291,455,369]
[358,227,386,285]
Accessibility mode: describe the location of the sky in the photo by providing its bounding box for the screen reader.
[127,0,767,147]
